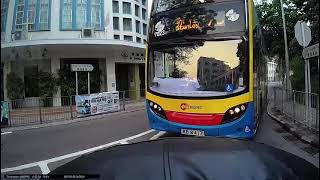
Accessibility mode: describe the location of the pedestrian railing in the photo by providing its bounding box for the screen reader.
[4,89,146,127]
[272,87,319,132]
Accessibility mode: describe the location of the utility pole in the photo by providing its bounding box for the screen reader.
[280,0,291,90]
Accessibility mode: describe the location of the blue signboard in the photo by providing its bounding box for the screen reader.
[226,84,234,92]
[1,101,9,126]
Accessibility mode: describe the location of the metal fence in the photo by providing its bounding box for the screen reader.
[4,90,146,127]
[271,87,319,132]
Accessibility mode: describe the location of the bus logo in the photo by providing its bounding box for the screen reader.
[154,21,168,37]
[180,103,188,110]
[180,103,203,110]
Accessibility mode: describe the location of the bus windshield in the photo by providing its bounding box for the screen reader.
[148,37,248,97]
[148,0,248,98]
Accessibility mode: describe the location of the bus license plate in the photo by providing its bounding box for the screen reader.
[181,129,205,136]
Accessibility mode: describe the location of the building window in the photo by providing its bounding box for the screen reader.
[122,2,131,14]
[114,34,120,39]
[27,0,36,31]
[15,0,25,30]
[124,35,133,41]
[143,23,147,35]
[113,17,119,30]
[91,0,101,29]
[61,0,72,29]
[135,5,139,17]
[13,0,51,32]
[112,1,119,13]
[142,8,146,20]
[135,20,140,33]
[123,18,132,31]
[142,0,146,6]
[39,0,50,30]
[136,37,141,43]
[1,0,9,32]
[60,0,104,30]
[143,39,147,44]
[76,0,87,29]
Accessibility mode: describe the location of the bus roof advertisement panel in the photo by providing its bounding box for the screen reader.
[150,1,245,41]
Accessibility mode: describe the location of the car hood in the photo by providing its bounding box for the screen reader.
[49,137,318,180]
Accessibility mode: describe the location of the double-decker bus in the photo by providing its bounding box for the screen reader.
[146,0,267,139]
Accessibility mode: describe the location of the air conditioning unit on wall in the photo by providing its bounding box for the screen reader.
[11,30,29,41]
[13,31,22,40]
[81,27,94,38]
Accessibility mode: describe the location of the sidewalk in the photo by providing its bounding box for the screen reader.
[1,102,146,133]
[267,102,319,148]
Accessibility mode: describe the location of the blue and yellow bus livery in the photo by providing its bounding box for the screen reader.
[146,0,267,139]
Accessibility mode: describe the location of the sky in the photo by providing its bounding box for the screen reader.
[178,40,241,79]
[148,0,153,13]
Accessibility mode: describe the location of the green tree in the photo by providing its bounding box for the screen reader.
[256,0,318,92]
[171,66,188,78]
[58,65,101,96]
[58,67,75,96]
[289,55,305,90]
[6,72,24,100]
[38,71,58,98]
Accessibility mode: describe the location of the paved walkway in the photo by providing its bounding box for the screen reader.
[267,102,319,148]
[2,102,145,132]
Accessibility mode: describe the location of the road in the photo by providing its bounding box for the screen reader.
[1,108,319,175]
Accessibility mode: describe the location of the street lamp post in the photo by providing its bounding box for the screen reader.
[279,0,291,91]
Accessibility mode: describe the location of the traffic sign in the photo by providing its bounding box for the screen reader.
[303,43,319,59]
[71,64,94,72]
[226,84,234,92]
[294,21,311,47]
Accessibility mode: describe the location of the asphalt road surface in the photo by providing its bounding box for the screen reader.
[1,108,319,175]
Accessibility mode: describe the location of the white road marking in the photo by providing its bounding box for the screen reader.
[1,129,155,173]
[1,132,12,135]
[119,141,129,144]
[38,162,50,174]
[150,131,166,140]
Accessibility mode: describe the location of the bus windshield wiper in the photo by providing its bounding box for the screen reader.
[150,39,193,46]
[150,34,246,47]
[183,35,242,41]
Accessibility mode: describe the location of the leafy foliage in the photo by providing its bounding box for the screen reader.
[171,66,188,78]
[58,64,101,96]
[38,71,58,98]
[289,55,305,90]
[6,72,24,100]
[58,67,76,96]
[256,0,318,92]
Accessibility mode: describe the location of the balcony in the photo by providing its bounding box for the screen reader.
[1,30,146,49]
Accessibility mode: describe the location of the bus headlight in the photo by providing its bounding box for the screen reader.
[148,100,166,118]
[222,103,248,124]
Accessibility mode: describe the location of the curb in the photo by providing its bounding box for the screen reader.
[1,106,145,133]
[267,107,319,148]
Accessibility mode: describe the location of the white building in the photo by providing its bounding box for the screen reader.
[1,0,149,104]
[267,60,277,82]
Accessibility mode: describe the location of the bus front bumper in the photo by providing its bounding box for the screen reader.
[146,102,255,139]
